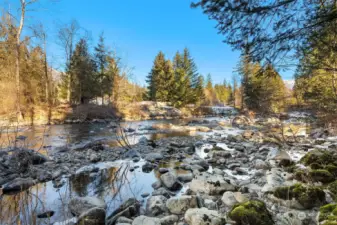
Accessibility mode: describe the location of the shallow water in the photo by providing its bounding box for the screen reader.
[0,112,317,225]
[0,158,192,225]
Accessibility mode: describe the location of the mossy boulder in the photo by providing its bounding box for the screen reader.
[328,181,337,200]
[300,150,337,168]
[228,200,274,225]
[318,204,337,225]
[273,183,326,209]
[294,169,334,184]
[309,170,335,184]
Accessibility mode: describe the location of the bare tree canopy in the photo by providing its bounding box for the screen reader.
[191,0,337,65]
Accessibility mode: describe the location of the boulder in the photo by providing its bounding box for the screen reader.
[166,195,198,214]
[184,207,225,225]
[107,198,140,225]
[142,162,154,173]
[146,195,168,216]
[145,153,164,162]
[132,216,161,225]
[221,191,238,207]
[152,187,174,199]
[77,207,106,225]
[273,184,326,209]
[177,173,194,182]
[2,177,36,194]
[228,200,274,225]
[160,172,182,191]
[232,115,252,127]
[68,197,106,216]
[160,215,179,225]
[277,210,310,225]
[190,174,235,195]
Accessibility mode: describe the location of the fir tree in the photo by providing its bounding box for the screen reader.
[146,51,166,101]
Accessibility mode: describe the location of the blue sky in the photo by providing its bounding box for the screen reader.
[2,0,294,85]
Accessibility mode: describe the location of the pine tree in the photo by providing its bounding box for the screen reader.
[182,48,199,103]
[146,51,166,101]
[195,75,205,105]
[94,33,109,104]
[68,39,97,104]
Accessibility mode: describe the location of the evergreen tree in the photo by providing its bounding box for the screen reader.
[172,51,188,107]
[146,51,166,101]
[195,75,205,105]
[68,38,97,104]
[94,33,110,104]
[182,48,199,103]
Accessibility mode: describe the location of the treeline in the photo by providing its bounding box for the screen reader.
[237,52,287,113]
[0,4,145,122]
[58,33,144,105]
[146,49,234,107]
[193,0,337,115]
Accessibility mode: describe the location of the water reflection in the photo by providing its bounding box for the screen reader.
[0,159,190,225]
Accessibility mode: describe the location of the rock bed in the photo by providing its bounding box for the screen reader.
[1,115,337,225]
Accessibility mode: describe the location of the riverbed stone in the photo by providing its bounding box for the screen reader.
[184,207,225,225]
[160,172,182,191]
[177,173,194,182]
[228,200,274,225]
[190,174,235,195]
[146,195,168,216]
[2,177,36,194]
[160,215,179,225]
[68,196,106,216]
[107,198,141,225]
[132,216,161,225]
[221,191,239,207]
[77,207,106,225]
[145,152,164,162]
[166,195,198,214]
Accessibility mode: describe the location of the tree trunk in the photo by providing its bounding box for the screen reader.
[15,0,26,120]
[43,37,52,124]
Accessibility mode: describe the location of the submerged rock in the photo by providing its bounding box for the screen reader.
[68,197,106,216]
[228,200,274,225]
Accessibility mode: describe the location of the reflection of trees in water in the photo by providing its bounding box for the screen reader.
[0,163,147,224]
[0,183,50,225]
[70,171,92,196]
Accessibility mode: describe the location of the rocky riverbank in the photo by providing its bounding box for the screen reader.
[0,114,337,225]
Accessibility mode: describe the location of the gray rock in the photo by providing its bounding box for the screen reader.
[68,197,106,216]
[221,191,238,207]
[277,210,310,225]
[151,180,162,189]
[190,174,235,195]
[254,159,270,170]
[160,172,182,191]
[132,216,161,225]
[145,153,164,162]
[213,168,224,175]
[184,207,225,225]
[116,216,133,224]
[107,198,140,225]
[142,162,154,173]
[152,187,174,199]
[146,195,168,216]
[77,207,105,225]
[159,168,169,174]
[177,173,194,182]
[89,153,101,163]
[166,195,198,214]
[2,177,36,194]
[160,215,179,225]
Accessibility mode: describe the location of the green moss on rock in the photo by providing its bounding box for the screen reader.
[300,150,337,169]
[309,170,334,184]
[274,183,326,209]
[228,200,274,225]
[319,204,337,224]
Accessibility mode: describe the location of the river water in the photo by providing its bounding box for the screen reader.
[0,114,315,225]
